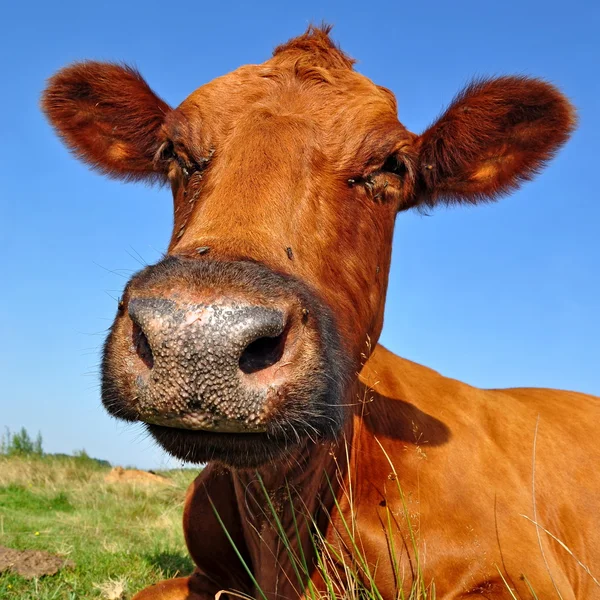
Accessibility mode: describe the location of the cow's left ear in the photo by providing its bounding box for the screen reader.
[413,76,576,206]
[42,62,171,183]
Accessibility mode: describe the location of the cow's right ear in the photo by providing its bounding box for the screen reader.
[42,62,171,182]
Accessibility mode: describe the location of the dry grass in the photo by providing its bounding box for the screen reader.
[210,439,436,600]
[1,447,595,599]
[0,453,198,599]
[94,576,128,599]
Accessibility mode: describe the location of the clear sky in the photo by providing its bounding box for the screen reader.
[1,0,598,470]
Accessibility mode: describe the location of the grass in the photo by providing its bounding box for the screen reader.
[0,454,198,599]
[210,440,437,600]
[2,446,595,599]
[0,446,434,600]
[211,436,596,600]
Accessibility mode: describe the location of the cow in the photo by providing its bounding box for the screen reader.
[42,26,600,600]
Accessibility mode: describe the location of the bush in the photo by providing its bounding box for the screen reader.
[0,427,43,456]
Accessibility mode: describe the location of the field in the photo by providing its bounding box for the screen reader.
[0,451,434,600]
[0,454,199,599]
[4,451,586,599]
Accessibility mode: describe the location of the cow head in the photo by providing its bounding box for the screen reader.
[42,27,574,468]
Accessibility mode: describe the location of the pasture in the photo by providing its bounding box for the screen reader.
[0,453,197,599]
[1,451,595,599]
[3,4,598,597]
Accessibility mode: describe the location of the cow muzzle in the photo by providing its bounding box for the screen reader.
[128,297,288,432]
[101,257,351,466]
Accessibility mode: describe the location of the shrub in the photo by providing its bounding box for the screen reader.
[0,427,43,456]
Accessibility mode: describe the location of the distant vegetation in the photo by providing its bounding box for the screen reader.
[1,427,43,457]
[0,427,110,468]
[0,429,199,599]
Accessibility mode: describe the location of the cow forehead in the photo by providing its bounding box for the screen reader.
[174,62,402,148]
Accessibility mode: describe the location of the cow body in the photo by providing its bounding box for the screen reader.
[136,345,600,599]
[41,26,598,600]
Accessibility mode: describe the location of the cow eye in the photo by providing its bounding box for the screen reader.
[158,140,177,164]
[158,141,210,180]
[381,154,407,178]
[157,141,189,176]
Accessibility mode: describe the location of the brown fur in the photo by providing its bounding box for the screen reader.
[42,62,170,182]
[272,24,356,70]
[416,76,576,205]
[42,27,596,600]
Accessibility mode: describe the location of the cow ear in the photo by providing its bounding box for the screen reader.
[42,62,171,183]
[414,76,576,206]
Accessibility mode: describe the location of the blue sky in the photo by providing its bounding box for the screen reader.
[1,0,598,469]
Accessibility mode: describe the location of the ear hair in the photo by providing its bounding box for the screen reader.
[415,76,576,207]
[41,61,171,183]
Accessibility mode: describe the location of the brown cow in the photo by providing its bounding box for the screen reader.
[42,26,600,600]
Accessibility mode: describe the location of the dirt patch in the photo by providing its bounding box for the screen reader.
[0,546,74,579]
[104,466,172,485]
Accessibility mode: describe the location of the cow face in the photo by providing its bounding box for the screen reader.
[42,27,574,468]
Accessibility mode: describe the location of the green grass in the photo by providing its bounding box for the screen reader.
[0,454,198,599]
[0,449,434,599]
[3,447,590,599]
[210,445,437,600]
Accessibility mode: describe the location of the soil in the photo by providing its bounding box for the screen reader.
[0,546,74,579]
[104,466,172,485]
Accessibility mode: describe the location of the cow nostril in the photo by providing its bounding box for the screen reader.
[239,331,286,375]
[132,322,154,369]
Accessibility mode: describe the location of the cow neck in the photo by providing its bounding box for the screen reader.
[228,411,356,598]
